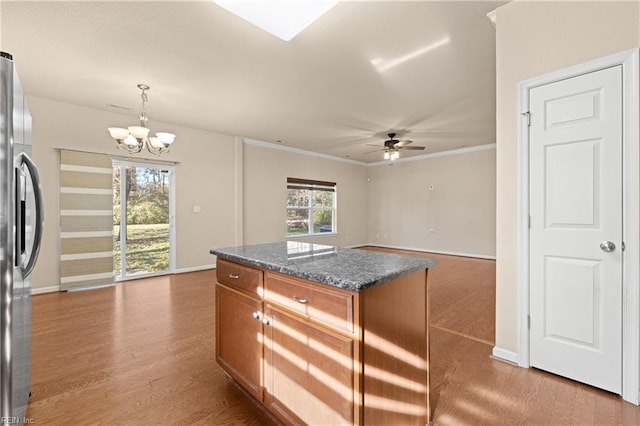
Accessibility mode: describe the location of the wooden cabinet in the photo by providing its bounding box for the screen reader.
[215,282,263,401]
[263,304,354,425]
[215,260,429,425]
[216,258,263,297]
[264,271,354,333]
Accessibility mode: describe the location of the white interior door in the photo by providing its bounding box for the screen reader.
[529,65,622,394]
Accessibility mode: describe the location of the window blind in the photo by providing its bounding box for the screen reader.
[59,150,115,291]
[287,178,336,192]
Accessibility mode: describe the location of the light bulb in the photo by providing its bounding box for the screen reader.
[123,135,138,146]
[383,151,390,160]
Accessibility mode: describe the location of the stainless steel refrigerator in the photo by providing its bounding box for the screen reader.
[0,51,44,423]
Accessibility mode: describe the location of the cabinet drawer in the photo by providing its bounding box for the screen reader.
[216,259,263,296]
[264,272,353,333]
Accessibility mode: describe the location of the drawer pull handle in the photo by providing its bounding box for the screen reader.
[293,295,309,304]
[229,273,240,279]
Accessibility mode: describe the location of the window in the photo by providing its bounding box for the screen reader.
[287,178,336,236]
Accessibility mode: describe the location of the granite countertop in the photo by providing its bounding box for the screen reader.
[210,241,436,292]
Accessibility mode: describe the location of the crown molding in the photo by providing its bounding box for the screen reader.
[367,143,496,167]
[242,138,367,166]
[486,9,497,27]
[243,138,496,168]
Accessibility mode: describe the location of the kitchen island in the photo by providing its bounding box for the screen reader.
[210,241,436,426]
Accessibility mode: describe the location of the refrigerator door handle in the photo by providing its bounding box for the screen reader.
[14,166,26,267]
[17,153,43,278]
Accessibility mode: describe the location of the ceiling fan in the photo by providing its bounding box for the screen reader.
[364,132,425,160]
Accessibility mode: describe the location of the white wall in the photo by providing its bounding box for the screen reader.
[368,146,496,257]
[29,96,241,291]
[28,98,497,293]
[242,142,369,247]
[495,1,640,353]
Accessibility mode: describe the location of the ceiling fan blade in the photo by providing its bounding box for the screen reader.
[365,143,384,147]
[401,146,425,150]
[395,139,413,147]
[363,148,385,154]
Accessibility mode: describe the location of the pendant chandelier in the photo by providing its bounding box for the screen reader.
[108,84,176,156]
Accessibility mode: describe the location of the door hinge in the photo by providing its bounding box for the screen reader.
[522,111,531,127]
[622,241,626,252]
[528,215,531,229]
[527,315,531,330]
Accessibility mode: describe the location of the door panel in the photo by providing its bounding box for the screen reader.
[544,256,600,347]
[263,305,354,425]
[545,139,599,227]
[529,65,622,393]
[216,284,263,400]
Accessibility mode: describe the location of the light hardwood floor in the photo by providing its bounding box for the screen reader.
[27,249,640,425]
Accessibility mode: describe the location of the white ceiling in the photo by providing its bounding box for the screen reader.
[1,0,503,163]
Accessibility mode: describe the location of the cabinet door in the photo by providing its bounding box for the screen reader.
[216,284,263,400]
[263,305,354,425]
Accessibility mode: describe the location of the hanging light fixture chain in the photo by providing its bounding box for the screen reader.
[138,84,149,127]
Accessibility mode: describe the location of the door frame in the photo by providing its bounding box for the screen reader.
[517,48,639,405]
[112,159,176,280]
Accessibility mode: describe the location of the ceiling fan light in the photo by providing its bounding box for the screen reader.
[383,151,390,160]
[156,132,176,145]
[108,127,129,140]
[128,126,150,140]
[391,151,400,161]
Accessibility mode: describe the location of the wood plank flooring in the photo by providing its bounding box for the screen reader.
[28,271,276,425]
[361,247,496,345]
[27,250,640,425]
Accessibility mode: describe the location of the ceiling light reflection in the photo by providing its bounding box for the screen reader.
[372,36,451,73]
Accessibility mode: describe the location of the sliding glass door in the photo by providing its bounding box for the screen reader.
[113,160,175,280]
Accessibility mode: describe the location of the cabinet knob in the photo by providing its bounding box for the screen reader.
[252,311,261,320]
[262,316,270,325]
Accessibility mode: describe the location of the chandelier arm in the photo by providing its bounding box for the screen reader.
[130,142,144,154]
[146,142,169,156]
[108,83,174,156]
[116,140,143,154]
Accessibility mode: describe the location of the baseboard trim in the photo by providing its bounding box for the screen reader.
[67,283,116,292]
[361,244,496,260]
[343,244,365,249]
[32,285,61,295]
[32,265,216,295]
[492,347,519,365]
[173,264,216,274]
